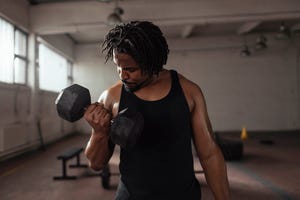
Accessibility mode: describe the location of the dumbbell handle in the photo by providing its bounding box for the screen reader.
[111,108,128,124]
[84,104,128,126]
[85,103,128,124]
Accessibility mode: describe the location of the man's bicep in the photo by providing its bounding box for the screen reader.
[98,90,108,103]
[98,90,114,110]
[98,88,119,117]
[191,87,217,161]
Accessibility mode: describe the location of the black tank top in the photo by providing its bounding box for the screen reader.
[118,70,201,200]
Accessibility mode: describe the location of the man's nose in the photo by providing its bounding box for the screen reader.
[119,69,129,80]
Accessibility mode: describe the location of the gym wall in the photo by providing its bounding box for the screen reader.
[0,0,77,160]
[72,44,119,133]
[167,35,300,131]
[0,0,28,31]
[74,35,300,133]
[0,0,300,160]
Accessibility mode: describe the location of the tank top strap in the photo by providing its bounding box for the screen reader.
[170,69,178,85]
[169,69,183,96]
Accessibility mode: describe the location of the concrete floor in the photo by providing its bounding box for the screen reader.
[0,132,299,200]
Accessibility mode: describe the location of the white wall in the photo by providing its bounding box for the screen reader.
[74,34,300,133]
[0,0,29,31]
[167,34,300,131]
[0,1,76,160]
[0,0,299,160]
[73,44,119,133]
[0,82,76,159]
[41,34,75,61]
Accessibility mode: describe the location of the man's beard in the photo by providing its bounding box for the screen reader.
[122,78,152,93]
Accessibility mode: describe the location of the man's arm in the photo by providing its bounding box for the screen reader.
[84,90,115,171]
[189,83,230,200]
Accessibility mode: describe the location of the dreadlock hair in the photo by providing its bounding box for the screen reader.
[102,21,169,76]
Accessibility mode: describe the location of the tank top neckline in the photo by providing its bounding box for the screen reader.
[126,70,176,103]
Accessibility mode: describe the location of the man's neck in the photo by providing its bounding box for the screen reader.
[126,70,164,93]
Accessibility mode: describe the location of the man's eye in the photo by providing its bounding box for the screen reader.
[127,68,136,72]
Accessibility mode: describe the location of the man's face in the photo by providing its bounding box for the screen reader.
[113,51,150,92]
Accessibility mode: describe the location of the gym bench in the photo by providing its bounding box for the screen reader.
[53,147,88,180]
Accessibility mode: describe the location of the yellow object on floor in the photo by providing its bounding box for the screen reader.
[241,126,248,140]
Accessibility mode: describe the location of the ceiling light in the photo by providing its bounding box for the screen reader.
[240,45,251,57]
[107,11,122,26]
[240,35,251,57]
[107,0,124,26]
[255,35,267,50]
[276,22,291,40]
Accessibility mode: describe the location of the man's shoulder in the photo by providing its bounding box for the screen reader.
[98,81,122,113]
[107,81,123,96]
[175,71,205,111]
[176,72,201,93]
[101,81,122,101]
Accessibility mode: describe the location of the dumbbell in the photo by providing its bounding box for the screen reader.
[55,84,144,149]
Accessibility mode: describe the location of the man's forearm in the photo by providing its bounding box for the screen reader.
[85,130,114,171]
[201,148,230,200]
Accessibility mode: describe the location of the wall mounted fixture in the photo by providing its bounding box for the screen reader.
[107,0,124,26]
[241,45,251,56]
[255,34,267,50]
[276,22,291,40]
[240,36,251,57]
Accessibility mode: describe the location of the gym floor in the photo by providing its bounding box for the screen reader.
[0,132,299,200]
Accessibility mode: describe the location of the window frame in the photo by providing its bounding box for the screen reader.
[37,40,73,92]
[13,27,28,85]
[0,16,28,85]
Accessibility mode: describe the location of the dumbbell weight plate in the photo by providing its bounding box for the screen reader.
[55,84,144,149]
[55,84,91,122]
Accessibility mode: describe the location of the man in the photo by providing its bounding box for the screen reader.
[84,21,230,200]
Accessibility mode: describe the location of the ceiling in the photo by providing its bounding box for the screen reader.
[27,0,300,44]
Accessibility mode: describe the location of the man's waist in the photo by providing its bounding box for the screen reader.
[120,173,200,200]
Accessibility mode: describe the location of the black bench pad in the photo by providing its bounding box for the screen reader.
[53,147,88,180]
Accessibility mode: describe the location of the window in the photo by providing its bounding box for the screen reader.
[14,29,28,84]
[0,17,27,84]
[0,18,14,83]
[38,43,72,92]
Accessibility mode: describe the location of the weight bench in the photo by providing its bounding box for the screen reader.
[53,147,88,180]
